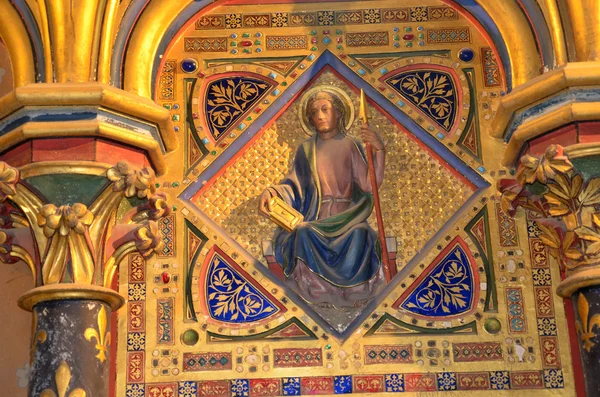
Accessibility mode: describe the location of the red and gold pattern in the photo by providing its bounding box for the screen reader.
[457,372,491,390]
[510,371,544,389]
[301,377,334,395]
[128,302,145,332]
[129,253,145,283]
[198,380,230,397]
[453,342,503,362]
[540,336,561,369]
[274,348,322,368]
[353,375,385,393]
[127,352,144,384]
[404,373,437,392]
[146,383,178,397]
[250,378,281,396]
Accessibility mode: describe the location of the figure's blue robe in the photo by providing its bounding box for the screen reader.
[272,135,382,287]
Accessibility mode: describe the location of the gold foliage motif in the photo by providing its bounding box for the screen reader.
[575,293,600,352]
[499,144,600,272]
[40,361,86,397]
[0,162,19,202]
[84,305,111,363]
[107,161,156,199]
[30,311,47,364]
[37,204,94,238]
[134,221,165,257]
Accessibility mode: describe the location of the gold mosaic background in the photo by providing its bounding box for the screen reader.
[194,70,473,268]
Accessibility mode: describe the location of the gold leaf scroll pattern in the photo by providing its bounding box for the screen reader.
[575,293,600,353]
[40,361,86,397]
[84,305,111,363]
[388,70,456,130]
[30,310,47,364]
[207,258,275,322]
[205,77,271,140]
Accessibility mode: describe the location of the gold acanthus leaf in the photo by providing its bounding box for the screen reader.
[0,161,19,202]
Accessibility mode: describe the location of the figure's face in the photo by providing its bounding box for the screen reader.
[309,98,339,134]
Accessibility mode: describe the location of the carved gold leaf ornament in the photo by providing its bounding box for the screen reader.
[0,161,19,201]
[134,220,164,257]
[500,144,600,272]
[575,293,600,352]
[107,161,156,199]
[40,361,86,397]
[84,305,111,363]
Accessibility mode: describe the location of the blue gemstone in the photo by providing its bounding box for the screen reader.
[396,100,405,107]
[256,48,262,53]
[393,27,399,32]
[358,69,366,76]
[477,166,486,173]
[419,41,425,46]
[436,132,445,139]
[231,49,238,54]
[380,68,388,74]
[231,33,237,38]
[268,72,277,79]
[180,58,198,73]
[272,89,280,96]
[201,138,209,144]
[307,54,316,61]
[323,37,331,45]
[255,32,262,37]
[238,123,246,130]
[173,104,180,110]
[394,42,400,48]
[174,126,180,132]
[459,48,475,62]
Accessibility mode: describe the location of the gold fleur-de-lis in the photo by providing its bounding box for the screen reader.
[30,311,47,364]
[40,361,86,397]
[575,293,600,352]
[84,306,111,363]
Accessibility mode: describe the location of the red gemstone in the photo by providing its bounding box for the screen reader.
[290,72,297,78]
[378,85,386,91]
[197,72,205,78]
[219,142,228,148]
[254,107,262,113]
[339,53,347,59]
[161,271,171,284]
[337,37,343,43]
[192,113,198,119]
[240,40,253,47]
[323,30,330,35]
[403,34,414,40]
[311,37,318,44]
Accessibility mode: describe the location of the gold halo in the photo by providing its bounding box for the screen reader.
[298,85,355,136]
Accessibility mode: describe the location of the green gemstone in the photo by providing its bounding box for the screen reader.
[155,183,160,188]
[172,182,179,187]
[311,30,317,35]
[325,344,331,350]
[246,116,252,121]
[255,40,261,45]
[243,49,251,53]
[231,42,237,46]
[405,42,413,47]
[483,317,501,335]
[211,150,217,155]
[336,29,342,34]
[172,206,177,211]
[336,45,342,50]
[182,329,199,346]
[172,115,180,121]
[242,33,250,38]
[394,35,399,41]
[404,27,412,32]
[418,33,424,39]
[311,46,318,51]
[163,104,171,110]
[281,82,287,86]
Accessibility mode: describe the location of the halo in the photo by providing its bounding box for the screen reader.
[298,85,355,136]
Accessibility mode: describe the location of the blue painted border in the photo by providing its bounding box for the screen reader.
[11,0,46,82]
[452,0,513,91]
[180,50,490,338]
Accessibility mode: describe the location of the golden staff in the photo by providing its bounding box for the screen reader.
[359,89,394,282]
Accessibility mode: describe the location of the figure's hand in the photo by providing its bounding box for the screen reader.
[360,125,385,151]
[258,189,273,218]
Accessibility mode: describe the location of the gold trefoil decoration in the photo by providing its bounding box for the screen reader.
[40,361,86,397]
[575,293,600,352]
[84,305,110,363]
[499,145,600,273]
[0,160,169,289]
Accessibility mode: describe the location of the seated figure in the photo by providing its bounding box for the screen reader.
[259,87,387,308]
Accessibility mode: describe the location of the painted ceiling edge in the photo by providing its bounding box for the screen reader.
[147,0,522,99]
[3,0,43,85]
[515,0,555,70]
[110,0,151,88]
